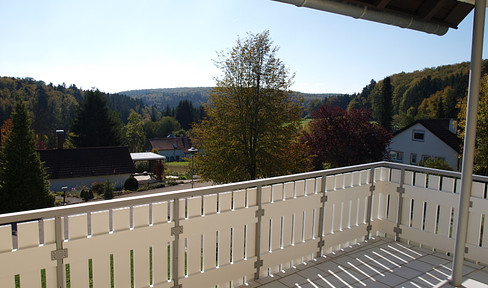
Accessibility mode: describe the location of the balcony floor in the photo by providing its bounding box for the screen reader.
[243,238,488,288]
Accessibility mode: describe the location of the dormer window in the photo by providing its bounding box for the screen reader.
[413,130,425,141]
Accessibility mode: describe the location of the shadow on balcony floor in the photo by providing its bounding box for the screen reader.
[243,238,488,288]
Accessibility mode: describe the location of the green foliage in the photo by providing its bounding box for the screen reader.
[124,177,139,191]
[458,74,488,175]
[91,182,104,195]
[373,76,393,131]
[80,189,94,202]
[103,180,114,200]
[0,100,54,213]
[125,111,146,152]
[143,116,181,139]
[192,31,312,183]
[422,157,453,171]
[0,77,145,149]
[71,89,123,147]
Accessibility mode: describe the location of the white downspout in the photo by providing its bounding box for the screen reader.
[450,0,485,286]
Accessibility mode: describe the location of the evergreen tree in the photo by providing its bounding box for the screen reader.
[374,76,393,131]
[70,89,122,147]
[0,100,54,213]
[175,100,194,130]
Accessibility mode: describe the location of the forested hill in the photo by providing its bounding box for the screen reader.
[119,87,340,111]
[119,87,212,111]
[315,60,488,130]
[0,77,146,137]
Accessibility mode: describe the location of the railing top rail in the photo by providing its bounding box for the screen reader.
[1,161,487,225]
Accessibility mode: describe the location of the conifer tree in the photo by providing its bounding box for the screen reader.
[71,89,122,147]
[0,100,54,213]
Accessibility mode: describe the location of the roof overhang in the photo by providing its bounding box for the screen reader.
[272,0,484,35]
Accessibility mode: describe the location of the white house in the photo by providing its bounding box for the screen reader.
[389,119,462,171]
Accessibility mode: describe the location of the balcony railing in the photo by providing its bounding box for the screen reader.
[0,162,487,288]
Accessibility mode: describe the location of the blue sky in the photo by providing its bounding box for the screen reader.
[0,0,486,94]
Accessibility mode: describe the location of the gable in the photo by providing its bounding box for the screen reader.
[39,146,135,179]
[394,119,462,153]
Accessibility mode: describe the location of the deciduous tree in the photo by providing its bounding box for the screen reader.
[125,111,146,152]
[302,105,392,169]
[192,31,311,183]
[457,74,488,175]
[0,100,54,213]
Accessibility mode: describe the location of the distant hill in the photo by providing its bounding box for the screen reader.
[119,87,212,110]
[119,87,340,110]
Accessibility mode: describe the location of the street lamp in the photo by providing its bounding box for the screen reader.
[188,147,198,188]
[61,186,68,205]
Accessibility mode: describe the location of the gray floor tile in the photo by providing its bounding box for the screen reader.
[417,254,451,266]
[298,266,329,281]
[278,273,308,287]
[376,271,408,286]
[464,270,488,285]
[391,266,425,280]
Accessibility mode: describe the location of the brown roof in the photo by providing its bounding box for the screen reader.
[149,137,192,153]
[38,146,135,179]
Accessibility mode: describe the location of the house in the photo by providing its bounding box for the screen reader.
[389,118,462,170]
[149,135,193,162]
[39,146,136,191]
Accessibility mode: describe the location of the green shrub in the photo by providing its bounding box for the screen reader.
[124,177,139,191]
[103,180,114,200]
[422,157,453,171]
[91,182,104,195]
[80,189,94,202]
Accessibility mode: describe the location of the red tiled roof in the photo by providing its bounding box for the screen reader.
[149,137,192,153]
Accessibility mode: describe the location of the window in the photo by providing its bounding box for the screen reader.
[413,130,425,141]
[410,153,417,165]
[389,151,404,162]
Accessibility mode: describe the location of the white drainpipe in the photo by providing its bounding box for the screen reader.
[272,0,449,35]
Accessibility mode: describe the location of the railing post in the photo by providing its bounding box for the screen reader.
[254,185,264,280]
[53,216,66,288]
[394,168,405,241]
[365,167,375,239]
[316,175,327,258]
[171,198,183,288]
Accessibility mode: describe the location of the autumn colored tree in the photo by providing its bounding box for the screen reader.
[457,74,488,175]
[0,100,54,213]
[0,119,12,146]
[302,105,392,169]
[192,31,311,183]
